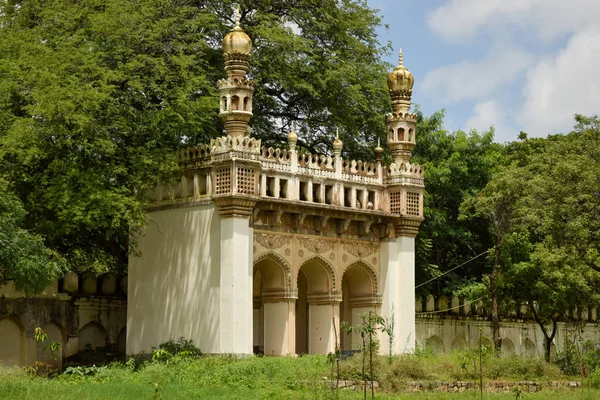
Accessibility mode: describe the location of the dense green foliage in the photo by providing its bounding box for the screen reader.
[0,0,390,285]
[0,180,65,292]
[456,115,600,358]
[411,110,501,293]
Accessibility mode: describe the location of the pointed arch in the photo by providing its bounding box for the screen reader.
[79,321,108,350]
[341,260,379,295]
[253,251,292,292]
[426,335,444,353]
[451,336,467,351]
[0,318,24,366]
[298,255,336,293]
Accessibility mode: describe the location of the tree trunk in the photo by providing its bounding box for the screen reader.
[490,240,502,352]
[531,306,558,362]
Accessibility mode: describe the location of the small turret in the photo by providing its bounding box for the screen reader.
[218,6,254,138]
[386,49,416,164]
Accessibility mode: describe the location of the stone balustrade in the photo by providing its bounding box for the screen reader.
[150,134,425,221]
[415,294,599,323]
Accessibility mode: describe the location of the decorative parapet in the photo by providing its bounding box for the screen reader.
[148,131,424,236]
[211,135,261,161]
[385,111,417,123]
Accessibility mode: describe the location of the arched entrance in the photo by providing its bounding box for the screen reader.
[340,261,380,352]
[296,256,339,355]
[253,253,295,355]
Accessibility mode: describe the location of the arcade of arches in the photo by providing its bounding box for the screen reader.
[252,233,381,355]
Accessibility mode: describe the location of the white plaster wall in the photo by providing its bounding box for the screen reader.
[127,204,221,354]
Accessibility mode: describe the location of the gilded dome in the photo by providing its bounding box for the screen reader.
[387,49,414,93]
[223,9,252,55]
[333,129,343,153]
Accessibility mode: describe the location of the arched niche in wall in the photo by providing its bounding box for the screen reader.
[0,318,24,366]
[451,336,467,351]
[522,338,537,357]
[37,321,64,370]
[426,335,444,353]
[79,322,108,351]
[501,338,515,355]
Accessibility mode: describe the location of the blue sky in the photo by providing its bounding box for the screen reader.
[368,0,600,143]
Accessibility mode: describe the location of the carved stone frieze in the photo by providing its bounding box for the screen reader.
[299,237,336,254]
[255,233,291,250]
[343,242,378,259]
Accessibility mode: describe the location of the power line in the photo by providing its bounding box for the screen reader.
[415,247,495,289]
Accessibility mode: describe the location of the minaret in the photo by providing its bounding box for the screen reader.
[218,7,254,137]
[386,49,416,164]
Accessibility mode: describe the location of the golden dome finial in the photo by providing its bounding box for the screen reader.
[333,128,343,155]
[223,5,252,55]
[375,137,383,162]
[387,46,414,113]
[287,121,298,150]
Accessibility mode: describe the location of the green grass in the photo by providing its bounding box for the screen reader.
[1,353,598,400]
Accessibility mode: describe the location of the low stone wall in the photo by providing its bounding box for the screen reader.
[0,273,127,368]
[416,315,600,358]
[407,380,582,393]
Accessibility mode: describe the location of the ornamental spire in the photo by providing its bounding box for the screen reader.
[385,46,417,164]
[218,6,254,137]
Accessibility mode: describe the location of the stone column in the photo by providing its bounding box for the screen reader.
[380,228,416,354]
[263,295,296,355]
[307,295,341,354]
[215,197,256,355]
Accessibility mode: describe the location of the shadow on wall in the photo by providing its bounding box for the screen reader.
[127,204,221,354]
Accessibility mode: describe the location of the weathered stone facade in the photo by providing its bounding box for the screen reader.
[0,273,126,368]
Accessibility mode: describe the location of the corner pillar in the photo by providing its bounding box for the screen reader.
[380,221,418,354]
[215,197,256,354]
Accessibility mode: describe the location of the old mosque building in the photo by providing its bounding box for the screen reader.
[4,12,600,368]
[127,14,423,356]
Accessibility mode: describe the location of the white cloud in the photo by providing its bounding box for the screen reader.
[421,46,533,104]
[424,0,600,140]
[465,100,514,141]
[428,0,600,43]
[519,28,600,136]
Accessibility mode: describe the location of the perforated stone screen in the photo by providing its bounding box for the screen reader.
[237,168,255,195]
[406,191,420,216]
[390,191,401,214]
[215,167,231,194]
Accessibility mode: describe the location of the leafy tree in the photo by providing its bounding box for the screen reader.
[412,109,502,294]
[460,115,600,358]
[459,162,527,351]
[0,0,391,273]
[0,180,65,293]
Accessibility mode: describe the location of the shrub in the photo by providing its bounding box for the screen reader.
[151,338,202,363]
